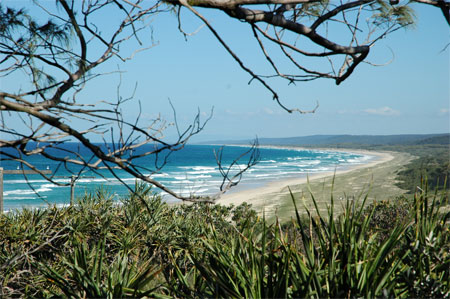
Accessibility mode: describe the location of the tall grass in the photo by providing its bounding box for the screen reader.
[0,182,448,298]
[170,184,449,298]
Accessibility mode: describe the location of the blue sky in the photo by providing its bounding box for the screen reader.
[2,1,449,142]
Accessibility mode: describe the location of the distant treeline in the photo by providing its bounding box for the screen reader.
[206,133,450,147]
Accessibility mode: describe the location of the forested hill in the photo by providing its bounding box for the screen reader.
[204,133,450,147]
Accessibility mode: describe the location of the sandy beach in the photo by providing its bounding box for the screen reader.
[218,148,413,220]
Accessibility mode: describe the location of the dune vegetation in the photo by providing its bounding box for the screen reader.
[1,181,448,298]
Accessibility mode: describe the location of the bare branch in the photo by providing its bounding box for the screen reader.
[1,0,447,207]
[212,139,260,199]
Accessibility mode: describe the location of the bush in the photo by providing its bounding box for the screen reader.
[396,153,450,193]
[171,187,450,298]
[1,182,449,298]
[363,196,410,243]
[0,182,258,297]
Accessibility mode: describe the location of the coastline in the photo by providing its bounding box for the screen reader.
[218,148,412,219]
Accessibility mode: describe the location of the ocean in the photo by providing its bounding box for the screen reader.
[0,144,374,211]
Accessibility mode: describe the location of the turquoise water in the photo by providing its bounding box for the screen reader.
[0,144,373,211]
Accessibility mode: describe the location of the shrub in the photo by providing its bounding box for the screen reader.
[1,182,449,297]
[171,187,450,298]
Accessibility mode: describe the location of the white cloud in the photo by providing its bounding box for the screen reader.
[224,109,237,115]
[438,108,449,116]
[224,107,281,117]
[363,106,400,116]
[263,107,274,115]
[337,109,358,115]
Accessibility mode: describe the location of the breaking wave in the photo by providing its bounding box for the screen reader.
[2,145,375,209]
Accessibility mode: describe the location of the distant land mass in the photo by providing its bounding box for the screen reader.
[201,133,450,147]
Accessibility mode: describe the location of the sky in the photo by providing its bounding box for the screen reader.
[2,1,449,142]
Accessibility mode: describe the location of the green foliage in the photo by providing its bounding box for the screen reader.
[0,182,258,297]
[1,182,449,298]
[170,186,450,298]
[372,0,416,27]
[399,186,450,297]
[363,196,410,242]
[0,3,72,91]
[38,236,163,298]
[397,154,450,193]
[298,0,330,19]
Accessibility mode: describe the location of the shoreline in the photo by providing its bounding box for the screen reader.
[2,146,409,214]
[217,148,409,218]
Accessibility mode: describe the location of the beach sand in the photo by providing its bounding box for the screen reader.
[218,149,413,221]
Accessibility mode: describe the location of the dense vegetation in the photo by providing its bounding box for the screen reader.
[396,147,449,193]
[1,182,448,298]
